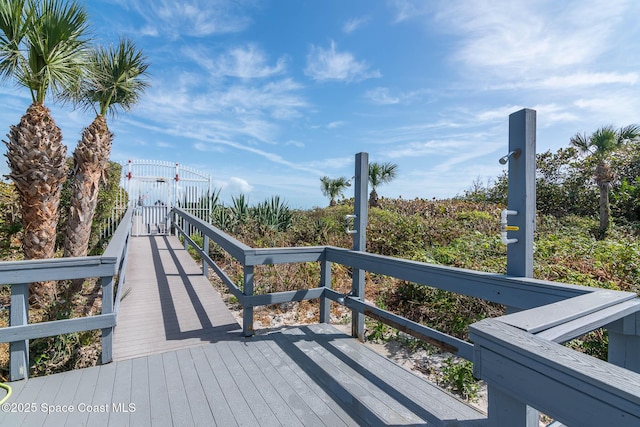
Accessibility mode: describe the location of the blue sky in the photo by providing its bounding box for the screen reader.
[1,0,639,208]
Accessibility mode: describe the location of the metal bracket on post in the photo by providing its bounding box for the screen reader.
[500,209,519,245]
[345,214,357,234]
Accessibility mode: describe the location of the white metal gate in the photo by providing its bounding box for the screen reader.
[113,160,212,236]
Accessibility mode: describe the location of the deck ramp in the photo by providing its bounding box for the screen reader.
[113,235,242,360]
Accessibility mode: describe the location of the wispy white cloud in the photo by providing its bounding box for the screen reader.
[121,114,327,176]
[385,138,469,159]
[115,0,252,38]
[573,91,640,126]
[539,72,638,89]
[343,16,369,33]
[228,177,254,193]
[211,176,254,194]
[364,87,400,105]
[302,156,353,171]
[364,86,433,105]
[389,0,431,24]
[185,44,288,79]
[284,140,305,148]
[305,41,381,82]
[436,0,629,77]
[474,105,525,123]
[327,120,347,129]
[391,0,638,85]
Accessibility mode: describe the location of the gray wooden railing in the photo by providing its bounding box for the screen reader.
[0,207,134,381]
[173,205,640,426]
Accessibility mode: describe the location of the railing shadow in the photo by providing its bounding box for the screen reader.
[147,235,241,342]
[251,324,486,426]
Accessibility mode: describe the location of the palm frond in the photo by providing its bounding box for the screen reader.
[77,37,150,117]
[569,132,591,154]
[25,0,90,102]
[618,124,640,143]
[0,0,28,81]
[368,162,398,189]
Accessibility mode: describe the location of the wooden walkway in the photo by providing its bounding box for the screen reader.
[2,236,487,426]
[113,236,241,360]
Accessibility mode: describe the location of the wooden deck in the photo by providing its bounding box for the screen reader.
[2,235,486,426]
[113,236,242,360]
[2,323,485,426]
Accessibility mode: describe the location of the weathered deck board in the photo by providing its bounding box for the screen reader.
[5,325,487,426]
[113,235,242,360]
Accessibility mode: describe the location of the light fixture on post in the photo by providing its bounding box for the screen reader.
[498,148,522,165]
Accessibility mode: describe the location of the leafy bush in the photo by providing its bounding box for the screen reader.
[441,357,480,401]
[0,182,22,260]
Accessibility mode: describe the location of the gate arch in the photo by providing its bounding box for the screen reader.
[120,160,212,236]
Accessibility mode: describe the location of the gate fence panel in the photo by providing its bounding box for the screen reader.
[101,160,212,238]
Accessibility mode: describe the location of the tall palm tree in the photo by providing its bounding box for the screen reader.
[64,38,149,263]
[0,0,89,304]
[320,176,349,207]
[368,162,398,208]
[570,124,640,237]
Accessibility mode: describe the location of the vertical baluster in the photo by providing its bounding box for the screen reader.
[243,266,254,337]
[319,260,332,323]
[101,275,114,364]
[10,283,29,380]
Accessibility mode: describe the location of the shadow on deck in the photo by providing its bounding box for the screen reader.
[112,236,243,361]
[3,325,485,426]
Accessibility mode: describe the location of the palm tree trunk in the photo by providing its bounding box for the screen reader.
[5,103,68,305]
[369,189,379,208]
[595,161,614,239]
[598,183,611,238]
[64,116,112,259]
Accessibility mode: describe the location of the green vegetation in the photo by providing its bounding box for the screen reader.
[206,196,640,348]
[441,357,480,401]
[208,194,293,236]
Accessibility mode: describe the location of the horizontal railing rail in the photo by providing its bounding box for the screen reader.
[172,206,640,426]
[1,207,134,381]
[470,318,640,427]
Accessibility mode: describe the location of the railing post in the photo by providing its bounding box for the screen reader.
[319,259,332,323]
[351,152,368,341]
[183,220,189,250]
[243,265,254,337]
[202,234,210,277]
[10,283,29,381]
[101,275,114,364]
[607,312,640,373]
[506,108,536,280]
[487,384,541,427]
[494,109,538,426]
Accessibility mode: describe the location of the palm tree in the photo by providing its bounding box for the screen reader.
[320,176,349,207]
[368,162,398,208]
[0,0,89,304]
[570,124,640,237]
[64,38,149,263]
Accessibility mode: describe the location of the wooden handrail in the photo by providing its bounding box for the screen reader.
[1,207,134,381]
